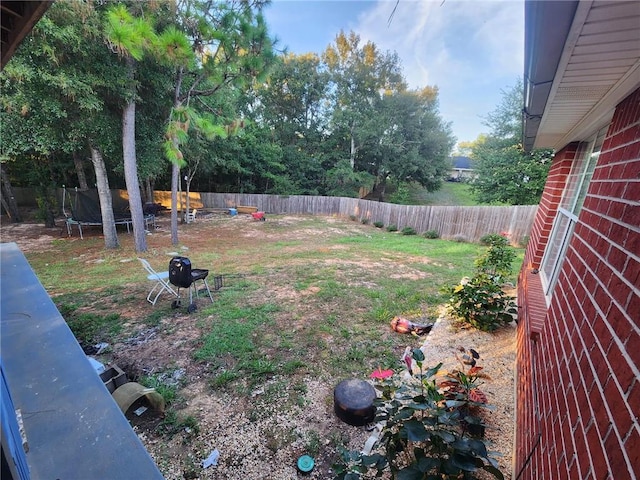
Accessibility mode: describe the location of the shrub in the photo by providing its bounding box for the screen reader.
[373,221,384,228]
[400,226,416,235]
[349,214,357,221]
[333,348,504,479]
[452,234,468,243]
[474,237,516,281]
[479,233,508,246]
[423,229,440,239]
[444,274,517,332]
[386,224,398,232]
[444,238,518,331]
[361,217,370,225]
[387,182,412,205]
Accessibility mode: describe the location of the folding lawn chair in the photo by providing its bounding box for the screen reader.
[185,208,197,223]
[138,258,178,305]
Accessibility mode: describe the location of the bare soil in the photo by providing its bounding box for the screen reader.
[0,211,515,479]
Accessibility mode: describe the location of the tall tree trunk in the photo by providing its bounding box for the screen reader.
[169,69,185,246]
[0,164,22,222]
[349,122,357,169]
[143,177,153,204]
[30,156,56,228]
[171,163,179,245]
[89,145,119,249]
[122,97,147,253]
[73,152,89,190]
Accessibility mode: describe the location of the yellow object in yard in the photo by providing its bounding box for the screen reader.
[236,205,258,214]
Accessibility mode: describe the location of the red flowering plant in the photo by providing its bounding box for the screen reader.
[437,347,492,437]
[333,347,503,480]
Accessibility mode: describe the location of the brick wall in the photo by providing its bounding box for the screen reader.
[515,88,640,479]
[524,143,578,269]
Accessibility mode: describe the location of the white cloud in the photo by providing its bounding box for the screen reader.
[354,0,524,142]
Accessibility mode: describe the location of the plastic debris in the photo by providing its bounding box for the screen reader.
[94,342,109,354]
[361,423,383,455]
[202,449,220,468]
[133,406,148,416]
[88,357,106,374]
[297,455,314,473]
[390,316,433,335]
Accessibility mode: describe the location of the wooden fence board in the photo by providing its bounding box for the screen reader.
[194,192,537,245]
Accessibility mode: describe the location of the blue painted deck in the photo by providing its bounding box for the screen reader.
[0,242,164,479]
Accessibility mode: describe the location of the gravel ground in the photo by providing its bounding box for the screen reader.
[1,215,516,479]
[137,312,516,480]
[419,314,517,479]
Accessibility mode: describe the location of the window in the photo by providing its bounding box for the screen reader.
[540,126,607,298]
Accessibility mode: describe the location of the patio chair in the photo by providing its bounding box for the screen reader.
[138,258,178,305]
[185,209,197,223]
[168,256,214,313]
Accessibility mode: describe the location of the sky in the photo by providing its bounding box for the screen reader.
[263,0,524,148]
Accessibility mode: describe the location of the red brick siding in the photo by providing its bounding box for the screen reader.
[515,88,640,479]
[525,145,578,269]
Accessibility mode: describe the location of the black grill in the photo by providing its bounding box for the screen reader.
[168,256,213,312]
[169,257,193,288]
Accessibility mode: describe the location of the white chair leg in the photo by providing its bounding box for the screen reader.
[147,279,177,305]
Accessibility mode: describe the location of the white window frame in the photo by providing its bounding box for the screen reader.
[540,126,607,300]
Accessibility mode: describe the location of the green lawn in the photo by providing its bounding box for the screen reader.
[24,214,523,476]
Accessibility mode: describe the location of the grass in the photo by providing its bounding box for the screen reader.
[22,214,524,472]
[409,181,508,206]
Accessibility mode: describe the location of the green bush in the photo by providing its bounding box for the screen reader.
[333,348,504,479]
[423,229,440,239]
[479,233,508,246]
[349,214,357,221]
[360,217,370,225]
[444,238,518,331]
[387,182,412,204]
[386,224,398,232]
[373,221,384,228]
[474,237,516,281]
[400,226,416,235]
[445,274,517,332]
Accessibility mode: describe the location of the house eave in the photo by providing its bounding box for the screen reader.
[1,1,51,70]
[523,0,640,152]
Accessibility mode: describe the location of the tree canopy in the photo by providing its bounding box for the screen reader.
[2,1,458,233]
[469,79,553,205]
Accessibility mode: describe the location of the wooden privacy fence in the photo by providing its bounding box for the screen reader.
[11,188,536,245]
[194,192,537,245]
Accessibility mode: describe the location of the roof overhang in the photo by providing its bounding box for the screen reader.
[1,0,51,70]
[523,0,640,152]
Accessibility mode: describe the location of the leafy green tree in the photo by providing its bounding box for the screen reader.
[470,79,552,205]
[248,53,330,194]
[163,0,276,245]
[368,87,455,196]
[323,31,405,171]
[0,1,125,247]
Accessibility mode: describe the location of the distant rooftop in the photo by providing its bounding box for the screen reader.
[451,156,474,170]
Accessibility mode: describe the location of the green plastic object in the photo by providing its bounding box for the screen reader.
[297,455,314,473]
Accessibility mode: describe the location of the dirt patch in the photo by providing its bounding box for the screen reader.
[1,213,516,479]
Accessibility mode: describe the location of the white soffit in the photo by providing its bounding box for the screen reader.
[535,1,640,150]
